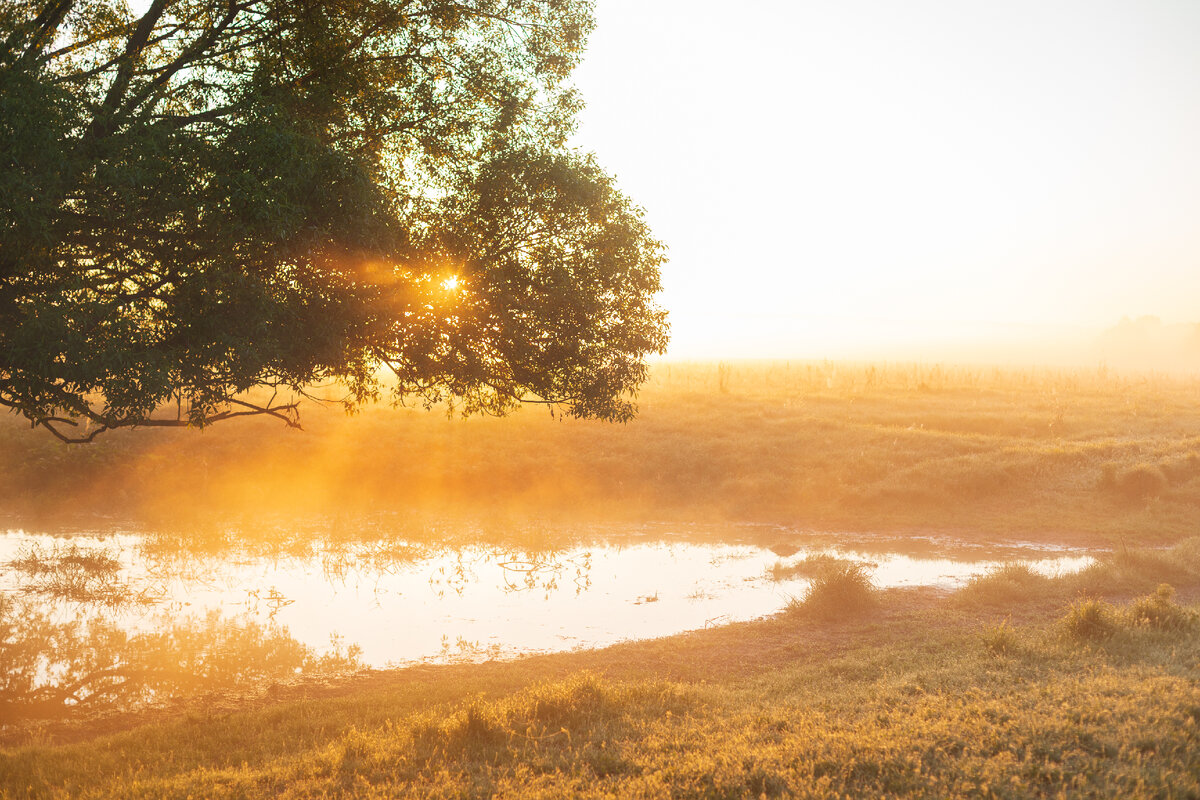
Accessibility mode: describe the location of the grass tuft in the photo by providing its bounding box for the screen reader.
[981,618,1020,656]
[1061,597,1119,642]
[1125,583,1197,631]
[792,562,877,619]
[958,562,1053,606]
[768,553,859,582]
[5,543,147,605]
[1071,541,1199,596]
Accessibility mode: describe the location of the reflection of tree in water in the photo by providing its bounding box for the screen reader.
[0,597,361,724]
[0,532,606,718]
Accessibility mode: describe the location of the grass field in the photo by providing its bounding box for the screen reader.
[3,361,1200,545]
[5,360,1200,797]
[3,540,1199,798]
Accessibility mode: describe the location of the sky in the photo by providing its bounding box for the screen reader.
[570,0,1200,361]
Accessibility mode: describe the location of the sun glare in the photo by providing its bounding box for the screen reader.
[440,275,461,292]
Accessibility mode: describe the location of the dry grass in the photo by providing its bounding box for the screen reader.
[4,549,1200,798]
[767,553,859,581]
[1061,584,1199,643]
[789,562,877,619]
[3,361,1200,796]
[4,361,1200,546]
[1125,584,1197,631]
[956,562,1055,607]
[1061,597,1121,641]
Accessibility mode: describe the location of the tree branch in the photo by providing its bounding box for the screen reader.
[83,0,174,143]
[120,0,241,118]
[32,396,302,443]
[10,0,76,67]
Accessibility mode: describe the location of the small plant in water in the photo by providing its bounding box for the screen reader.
[768,553,861,582]
[6,543,150,605]
[9,543,121,577]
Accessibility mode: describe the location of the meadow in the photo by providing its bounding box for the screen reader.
[2,539,1199,798]
[2,361,1199,545]
[4,361,1200,798]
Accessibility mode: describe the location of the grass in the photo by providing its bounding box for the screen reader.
[1061,597,1120,642]
[956,563,1054,606]
[979,617,1019,656]
[1125,584,1197,631]
[5,361,1200,795]
[788,561,877,619]
[5,361,1200,546]
[767,553,861,581]
[1100,462,1170,503]
[3,544,1200,797]
[8,544,121,577]
[1061,584,1198,643]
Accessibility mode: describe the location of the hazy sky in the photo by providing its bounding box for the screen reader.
[570,0,1200,359]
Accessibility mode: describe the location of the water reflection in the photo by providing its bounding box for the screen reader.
[0,596,360,724]
[0,525,1094,721]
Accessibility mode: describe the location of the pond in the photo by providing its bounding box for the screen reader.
[0,523,1093,722]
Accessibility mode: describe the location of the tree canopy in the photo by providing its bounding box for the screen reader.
[0,0,667,442]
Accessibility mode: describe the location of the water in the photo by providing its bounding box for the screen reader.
[0,525,1093,671]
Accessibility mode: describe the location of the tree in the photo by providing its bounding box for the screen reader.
[0,0,667,443]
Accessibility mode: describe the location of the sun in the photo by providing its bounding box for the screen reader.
[440,275,461,292]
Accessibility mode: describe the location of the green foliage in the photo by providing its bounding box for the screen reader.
[0,0,667,442]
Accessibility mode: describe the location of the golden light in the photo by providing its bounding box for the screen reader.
[440,275,461,292]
